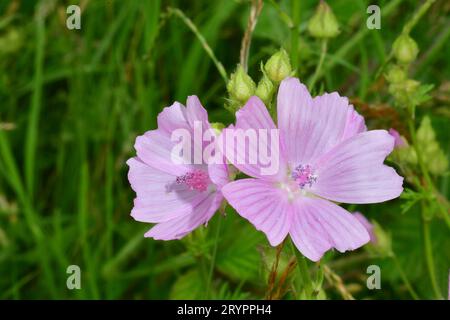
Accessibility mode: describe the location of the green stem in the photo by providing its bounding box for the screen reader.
[290,0,300,71]
[268,0,294,29]
[380,0,437,87]
[408,118,450,229]
[392,254,420,300]
[167,7,228,83]
[408,118,443,299]
[25,7,45,201]
[377,0,435,80]
[421,202,442,299]
[402,0,436,35]
[308,39,328,91]
[408,119,433,187]
[205,216,223,299]
[239,0,263,72]
[439,199,450,230]
[318,0,403,80]
[290,239,313,299]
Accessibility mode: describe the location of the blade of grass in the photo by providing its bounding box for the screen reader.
[25,5,45,200]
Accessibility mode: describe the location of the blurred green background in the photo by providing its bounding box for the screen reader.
[0,0,449,299]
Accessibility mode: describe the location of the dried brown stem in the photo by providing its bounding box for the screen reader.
[323,265,355,300]
[266,241,284,300]
[239,0,263,72]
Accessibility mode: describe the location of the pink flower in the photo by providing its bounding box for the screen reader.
[127,96,228,240]
[388,128,406,148]
[353,212,377,244]
[222,78,403,261]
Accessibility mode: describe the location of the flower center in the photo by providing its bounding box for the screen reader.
[176,169,209,192]
[291,164,317,189]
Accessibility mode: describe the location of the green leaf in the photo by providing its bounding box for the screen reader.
[216,211,265,281]
[169,269,203,299]
[212,281,251,300]
[400,188,425,214]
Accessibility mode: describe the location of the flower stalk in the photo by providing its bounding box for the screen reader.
[290,239,314,299]
[167,7,228,83]
[205,215,223,299]
[392,254,420,300]
[407,114,443,299]
[308,39,328,90]
[239,0,263,72]
[421,202,443,299]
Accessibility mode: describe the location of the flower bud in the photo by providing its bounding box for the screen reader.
[255,73,275,105]
[417,116,449,175]
[264,49,292,82]
[307,1,340,39]
[392,34,419,65]
[390,135,418,166]
[385,65,407,84]
[371,221,393,258]
[210,122,225,134]
[353,213,392,258]
[388,79,420,107]
[353,212,376,244]
[227,65,255,103]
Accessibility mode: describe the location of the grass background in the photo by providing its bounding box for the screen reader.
[0,0,449,299]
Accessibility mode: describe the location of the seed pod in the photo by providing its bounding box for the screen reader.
[392,34,419,65]
[227,65,256,103]
[264,49,292,83]
[307,1,340,39]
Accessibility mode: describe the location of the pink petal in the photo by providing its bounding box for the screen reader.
[134,129,191,176]
[311,130,404,204]
[152,97,211,171]
[144,192,223,240]
[277,78,366,165]
[127,157,206,223]
[342,105,366,140]
[222,179,291,246]
[224,96,287,181]
[157,101,189,135]
[208,163,229,189]
[277,78,313,165]
[186,95,209,126]
[388,128,406,148]
[353,212,377,243]
[290,198,370,262]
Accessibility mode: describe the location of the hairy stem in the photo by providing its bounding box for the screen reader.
[290,0,300,71]
[402,0,436,35]
[408,118,443,299]
[392,254,420,300]
[290,239,313,299]
[167,7,228,83]
[205,216,223,299]
[323,265,354,300]
[421,202,442,299]
[240,0,263,72]
[308,39,328,91]
[266,241,285,299]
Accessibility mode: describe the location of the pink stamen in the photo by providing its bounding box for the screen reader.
[176,169,209,192]
[291,164,317,189]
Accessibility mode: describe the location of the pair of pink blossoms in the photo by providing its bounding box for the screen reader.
[127,77,403,261]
